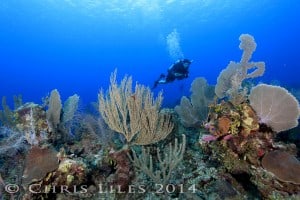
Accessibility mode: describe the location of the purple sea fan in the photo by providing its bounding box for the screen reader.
[249,84,300,132]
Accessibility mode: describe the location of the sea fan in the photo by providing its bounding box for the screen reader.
[249,84,300,132]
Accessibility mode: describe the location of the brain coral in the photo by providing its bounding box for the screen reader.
[262,150,300,184]
[249,84,300,132]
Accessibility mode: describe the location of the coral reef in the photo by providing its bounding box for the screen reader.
[204,101,259,140]
[1,34,300,200]
[108,148,134,192]
[53,158,87,187]
[201,34,300,199]
[15,103,50,145]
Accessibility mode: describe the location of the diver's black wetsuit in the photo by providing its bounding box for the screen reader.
[153,59,192,89]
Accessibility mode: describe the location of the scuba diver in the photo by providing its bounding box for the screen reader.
[153,59,192,89]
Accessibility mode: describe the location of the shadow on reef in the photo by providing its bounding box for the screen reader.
[231,173,262,199]
[277,123,300,155]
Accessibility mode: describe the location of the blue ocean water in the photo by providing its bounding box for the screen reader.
[0,0,299,107]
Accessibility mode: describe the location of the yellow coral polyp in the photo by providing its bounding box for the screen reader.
[214,104,223,114]
[241,104,259,134]
[44,172,53,182]
[228,110,241,135]
[66,175,74,185]
[58,159,73,173]
[243,117,254,127]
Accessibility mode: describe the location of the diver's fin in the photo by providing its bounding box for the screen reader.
[159,74,166,78]
[152,74,165,89]
[152,81,158,89]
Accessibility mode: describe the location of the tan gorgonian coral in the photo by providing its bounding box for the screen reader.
[46,89,62,132]
[215,34,265,99]
[98,70,173,146]
[129,134,186,186]
[239,33,257,64]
